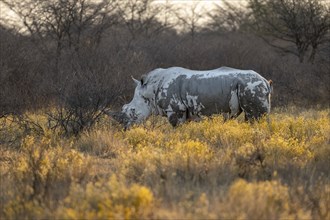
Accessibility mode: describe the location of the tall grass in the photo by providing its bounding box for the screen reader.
[1,108,329,219]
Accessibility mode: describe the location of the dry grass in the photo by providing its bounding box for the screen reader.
[1,107,329,219]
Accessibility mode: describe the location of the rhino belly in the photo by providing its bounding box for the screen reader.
[180,77,235,116]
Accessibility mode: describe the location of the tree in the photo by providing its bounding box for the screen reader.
[0,0,122,134]
[174,3,204,41]
[208,1,251,32]
[1,0,119,59]
[248,0,330,63]
[304,0,330,62]
[116,0,171,41]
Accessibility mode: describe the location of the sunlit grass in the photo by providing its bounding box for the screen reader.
[0,107,329,219]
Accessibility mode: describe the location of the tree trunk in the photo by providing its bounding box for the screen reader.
[297,44,308,63]
[309,45,317,64]
[298,51,305,63]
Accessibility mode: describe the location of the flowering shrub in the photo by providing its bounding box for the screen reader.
[3,135,90,219]
[221,179,311,219]
[58,176,154,219]
[1,108,329,219]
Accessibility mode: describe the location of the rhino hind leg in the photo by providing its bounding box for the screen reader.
[238,82,271,122]
[239,95,270,122]
[229,89,243,119]
[241,99,269,122]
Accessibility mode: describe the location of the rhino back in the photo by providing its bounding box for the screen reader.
[148,67,268,116]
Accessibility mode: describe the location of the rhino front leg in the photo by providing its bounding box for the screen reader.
[167,111,187,127]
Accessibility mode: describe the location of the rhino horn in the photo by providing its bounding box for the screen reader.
[131,76,140,86]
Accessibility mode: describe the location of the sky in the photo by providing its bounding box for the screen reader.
[154,0,223,7]
[153,0,246,8]
[153,0,246,28]
[0,0,246,30]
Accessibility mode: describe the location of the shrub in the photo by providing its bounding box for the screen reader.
[221,179,310,219]
[58,175,155,219]
[1,108,329,219]
[3,135,90,219]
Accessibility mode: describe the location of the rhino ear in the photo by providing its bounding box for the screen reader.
[131,76,140,86]
[141,74,147,85]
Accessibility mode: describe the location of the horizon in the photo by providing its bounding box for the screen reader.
[0,0,247,31]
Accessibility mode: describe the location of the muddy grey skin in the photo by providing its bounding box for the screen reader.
[119,67,273,129]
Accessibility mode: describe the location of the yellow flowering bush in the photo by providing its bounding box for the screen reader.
[1,107,329,219]
[221,179,308,219]
[58,175,154,219]
[3,135,90,219]
[264,134,313,164]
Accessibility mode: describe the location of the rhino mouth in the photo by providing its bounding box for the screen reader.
[105,111,131,127]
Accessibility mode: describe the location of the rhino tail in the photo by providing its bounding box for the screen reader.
[268,79,273,94]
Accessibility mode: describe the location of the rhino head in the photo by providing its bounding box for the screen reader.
[118,76,152,129]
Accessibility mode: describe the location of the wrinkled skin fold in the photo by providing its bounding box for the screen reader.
[117,66,273,129]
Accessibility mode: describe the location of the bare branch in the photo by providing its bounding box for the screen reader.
[248,0,329,63]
